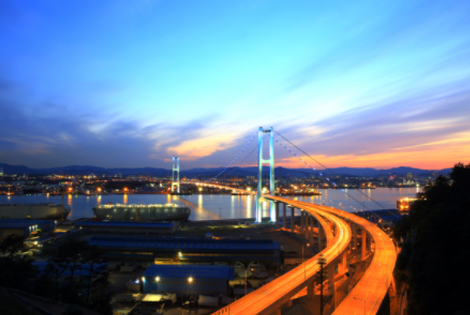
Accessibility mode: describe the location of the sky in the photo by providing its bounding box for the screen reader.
[1,0,470,171]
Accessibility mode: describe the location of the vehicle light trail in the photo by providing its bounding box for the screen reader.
[181,182,394,315]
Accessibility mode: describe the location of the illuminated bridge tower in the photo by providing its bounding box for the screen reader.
[171,156,180,193]
[255,127,275,223]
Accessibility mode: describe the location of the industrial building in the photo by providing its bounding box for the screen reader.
[0,203,66,220]
[74,220,177,235]
[0,219,56,238]
[87,236,282,265]
[142,264,235,296]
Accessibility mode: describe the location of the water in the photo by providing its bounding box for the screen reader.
[0,187,420,221]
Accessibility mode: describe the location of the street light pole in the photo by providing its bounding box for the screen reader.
[353,296,366,315]
[245,269,247,295]
[302,246,306,280]
[318,254,326,315]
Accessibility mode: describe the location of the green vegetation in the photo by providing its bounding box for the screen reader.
[393,163,470,315]
[0,290,38,315]
[0,237,112,315]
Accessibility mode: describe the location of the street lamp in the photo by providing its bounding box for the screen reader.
[353,296,366,315]
[245,269,247,295]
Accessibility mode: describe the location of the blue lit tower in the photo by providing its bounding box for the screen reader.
[255,127,275,223]
[171,156,180,193]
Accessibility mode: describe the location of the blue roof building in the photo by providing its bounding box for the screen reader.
[75,220,176,235]
[0,219,56,238]
[142,264,235,296]
[87,236,282,265]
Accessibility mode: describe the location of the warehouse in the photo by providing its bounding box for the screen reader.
[142,264,235,296]
[74,220,176,235]
[87,236,282,265]
[0,219,56,238]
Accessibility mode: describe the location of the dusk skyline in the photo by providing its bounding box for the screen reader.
[1,0,470,170]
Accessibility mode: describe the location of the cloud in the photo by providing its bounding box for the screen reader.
[0,78,214,168]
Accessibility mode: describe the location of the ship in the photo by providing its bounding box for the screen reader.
[397,197,417,213]
[92,203,191,222]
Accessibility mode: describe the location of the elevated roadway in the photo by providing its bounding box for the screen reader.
[180,181,396,315]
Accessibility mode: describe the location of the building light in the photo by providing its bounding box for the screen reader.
[155,276,160,282]
[188,277,193,283]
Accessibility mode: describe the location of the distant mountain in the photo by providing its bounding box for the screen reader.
[0,162,452,178]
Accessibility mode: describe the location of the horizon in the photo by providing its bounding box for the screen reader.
[0,161,453,172]
[1,1,469,170]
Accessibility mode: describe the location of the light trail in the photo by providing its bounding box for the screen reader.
[180,181,395,315]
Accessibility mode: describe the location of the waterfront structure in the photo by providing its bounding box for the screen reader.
[92,203,190,221]
[0,203,66,220]
[256,126,275,223]
[0,219,55,238]
[171,156,180,193]
[87,236,282,264]
[142,264,235,296]
[75,220,176,235]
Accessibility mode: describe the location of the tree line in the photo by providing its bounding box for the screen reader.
[0,237,112,315]
[393,162,470,315]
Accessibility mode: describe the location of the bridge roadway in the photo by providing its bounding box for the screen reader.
[307,203,397,315]
[181,181,396,315]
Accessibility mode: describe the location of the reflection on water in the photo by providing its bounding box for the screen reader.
[0,188,420,221]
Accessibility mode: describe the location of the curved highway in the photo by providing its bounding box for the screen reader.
[181,181,396,315]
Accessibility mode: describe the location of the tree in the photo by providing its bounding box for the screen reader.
[398,163,470,315]
[0,234,36,291]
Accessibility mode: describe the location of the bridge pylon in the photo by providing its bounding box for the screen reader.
[255,127,275,223]
[171,156,180,193]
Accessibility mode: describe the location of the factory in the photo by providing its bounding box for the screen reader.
[74,220,177,235]
[0,219,56,238]
[142,264,235,296]
[87,236,282,265]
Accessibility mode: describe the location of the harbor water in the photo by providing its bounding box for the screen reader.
[0,187,420,221]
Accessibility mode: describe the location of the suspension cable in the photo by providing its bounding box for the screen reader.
[206,131,257,182]
[272,130,400,222]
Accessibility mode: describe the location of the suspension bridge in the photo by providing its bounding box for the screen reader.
[170,127,397,315]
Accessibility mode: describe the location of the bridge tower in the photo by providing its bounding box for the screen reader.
[171,156,180,193]
[255,127,275,223]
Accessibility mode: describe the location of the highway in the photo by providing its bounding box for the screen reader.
[181,181,396,315]
[212,197,351,315]
[313,204,396,315]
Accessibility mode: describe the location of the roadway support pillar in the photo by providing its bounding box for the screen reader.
[255,127,275,223]
[304,214,309,239]
[351,222,357,250]
[309,215,314,245]
[340,252,347,275]
[328,263,336,310]
[302,211,307,235]
[283,203,287,229]
[361,228,367,260]
[171,156,180,193]
[318,223,323,250]
[307,281,315,300]
[300,211,304,234]
[290,206,295,233]
[275,202,279,228]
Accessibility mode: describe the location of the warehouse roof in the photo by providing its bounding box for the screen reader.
[0,219,54,229]
[142,264,235,280]
[88,236,281,251]
[75,221,174,229]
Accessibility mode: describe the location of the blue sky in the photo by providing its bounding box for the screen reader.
[1,0,470,170]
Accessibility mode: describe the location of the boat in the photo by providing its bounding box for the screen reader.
[92,203,191,221]
[397,197,417,213]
